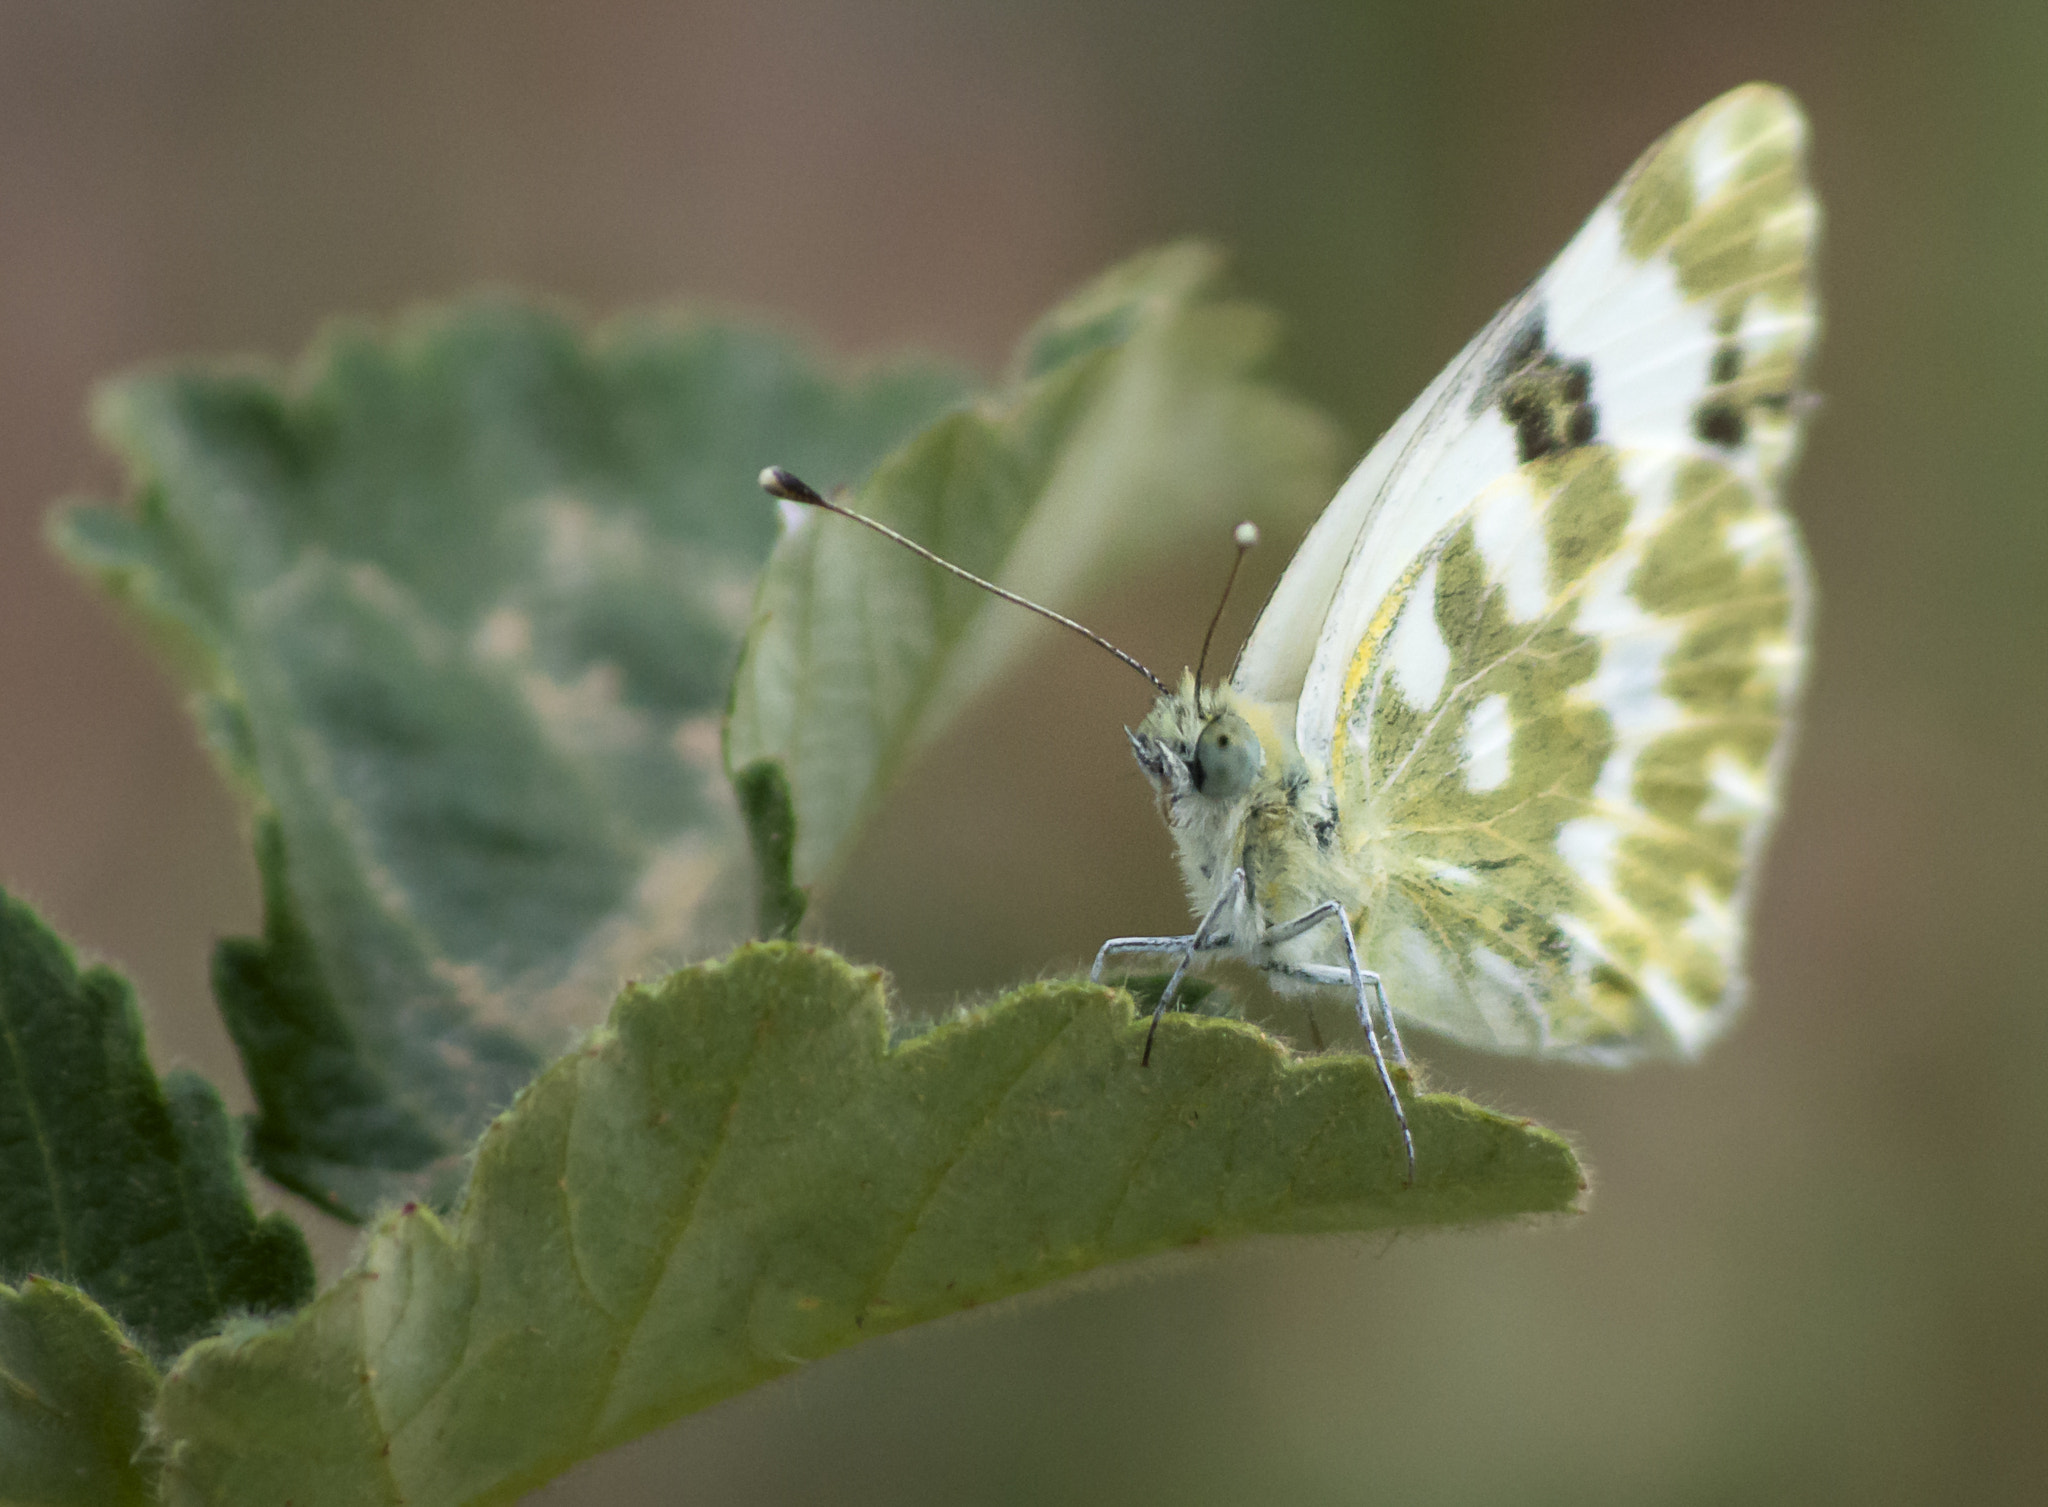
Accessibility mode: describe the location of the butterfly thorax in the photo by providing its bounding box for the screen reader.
[1128,675,1357,966]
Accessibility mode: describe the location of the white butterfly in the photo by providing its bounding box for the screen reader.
[765,82,1819,1176]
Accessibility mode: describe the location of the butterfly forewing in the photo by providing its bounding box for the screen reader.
[1254,84,1818,1059]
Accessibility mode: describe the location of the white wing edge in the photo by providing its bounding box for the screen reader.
[1229,293,1529,713]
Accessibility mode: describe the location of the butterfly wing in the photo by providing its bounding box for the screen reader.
[1239,84,1819,1060]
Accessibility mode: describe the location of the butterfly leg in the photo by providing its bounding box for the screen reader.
[1089,936,1212,980]
[1267,964,1408,1067]
[1261,913,1408,1066]
[1091,933,1234,1050]
[1262,904,1415,1181]
[1088,868,1247,1067]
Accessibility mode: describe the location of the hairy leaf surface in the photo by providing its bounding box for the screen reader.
[152,944,1580,1506]
[0,1278,161,1507]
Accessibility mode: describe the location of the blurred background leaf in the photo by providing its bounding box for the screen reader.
[0,889,312,1361]
[50,306,964,1216]
[728,243,1339,891]
[2,2,2044,1502]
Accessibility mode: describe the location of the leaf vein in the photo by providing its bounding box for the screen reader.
[857,1007,1083,1317]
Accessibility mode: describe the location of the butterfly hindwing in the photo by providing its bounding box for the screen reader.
[1337,443,1807,1057]
[1257,84,1818,1059]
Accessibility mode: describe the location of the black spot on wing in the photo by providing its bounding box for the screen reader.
[1694,332,1801,451]
[1476,306,1601,465]
[1695,338,1747,448]
[1694,401,1746,448]
[1499,355,1601,464]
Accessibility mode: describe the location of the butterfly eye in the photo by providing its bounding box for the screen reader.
[1192,715,1264,801]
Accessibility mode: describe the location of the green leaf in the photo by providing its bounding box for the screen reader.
[151,943,1580,1506]
[726,243,1345,890]
[0,890,314,1361]
[51,304,969,1217]
[0,1278,162,1507]
[730,759,807,940]
[1117,971,1233,1019]
[210,821,453,1222]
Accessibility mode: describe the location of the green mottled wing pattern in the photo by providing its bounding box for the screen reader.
[1317,85,1817,1059]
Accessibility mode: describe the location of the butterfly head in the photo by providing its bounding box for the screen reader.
[1128,674,1274,813]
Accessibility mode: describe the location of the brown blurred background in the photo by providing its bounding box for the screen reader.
[3,3,2044,1503]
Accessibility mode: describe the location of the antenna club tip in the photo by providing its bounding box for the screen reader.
[1233,521,1260,549]
[759,466,823,505]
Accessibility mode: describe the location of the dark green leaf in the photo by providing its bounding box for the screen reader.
[1116,972,1233,1018]
[731,759,807,939]
[0,890,313,1360]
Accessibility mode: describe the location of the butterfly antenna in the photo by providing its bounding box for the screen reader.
[1192,521,1260,687]
[759,467,1171,696]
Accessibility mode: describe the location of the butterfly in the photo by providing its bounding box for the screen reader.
[763,82,1819,1177]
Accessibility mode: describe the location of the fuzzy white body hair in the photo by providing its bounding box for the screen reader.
[1127,675,1360,985]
